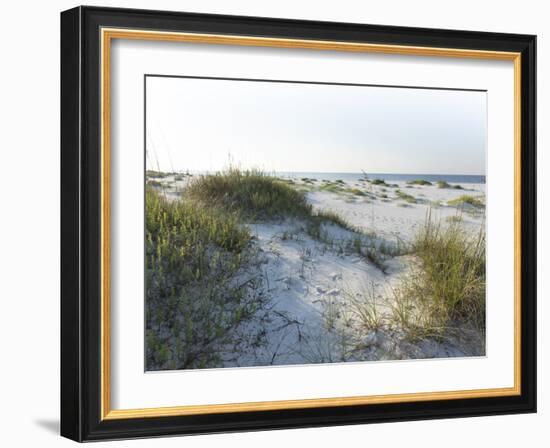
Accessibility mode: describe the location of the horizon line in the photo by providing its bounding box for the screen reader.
[272,170,486,176]
[155,168,486,177]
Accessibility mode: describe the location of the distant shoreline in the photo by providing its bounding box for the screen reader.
[155,170,486,184]
[275,172,486,184]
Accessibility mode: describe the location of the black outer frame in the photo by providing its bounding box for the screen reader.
[60,5,536,442]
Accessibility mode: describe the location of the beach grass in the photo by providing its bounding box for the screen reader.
[186,168,312,220]
[446,215,464,223]
[145,187,264,370]
[436,180,464,190]
[392,216,485,339]
[147,179,162,187]
[447,195,485,208]
[347,188,367,196]
[347,284,383,332]
[320,182,345,194]
[407,179,432,186]
[146,170,170,178]
[395,189,417,203]
[186,169,372,252]
[314,209,355,231]
[370,178,388,186]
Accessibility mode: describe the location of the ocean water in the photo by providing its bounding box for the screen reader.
[276,172,485,184]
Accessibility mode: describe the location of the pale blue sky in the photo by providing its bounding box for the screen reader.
[146,76,486,175]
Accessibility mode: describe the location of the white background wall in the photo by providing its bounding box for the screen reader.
[0,0,546,446]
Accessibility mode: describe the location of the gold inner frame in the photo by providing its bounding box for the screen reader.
[100,27,522,420]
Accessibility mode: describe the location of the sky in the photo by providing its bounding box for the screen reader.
[145,76,487,175]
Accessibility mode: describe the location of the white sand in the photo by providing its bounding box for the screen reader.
[232,179,485,366]
[307,180,485,241]
[150,174,486,366]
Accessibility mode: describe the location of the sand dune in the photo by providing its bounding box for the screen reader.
[147,173,486,369]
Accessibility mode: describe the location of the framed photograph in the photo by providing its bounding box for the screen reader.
[61,6,536,442]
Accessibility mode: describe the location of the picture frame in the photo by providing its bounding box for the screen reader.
[60,5,536,442]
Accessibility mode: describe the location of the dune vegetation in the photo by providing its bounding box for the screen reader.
[395,189,417,203]
[145,168,486,368]
[447,194,485,208]
[436,180,464,190]
[406,179,432,186]
[145,187,265,370]
[145,169,374,369]
[186,168,312,220]
[392,217,486,340]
